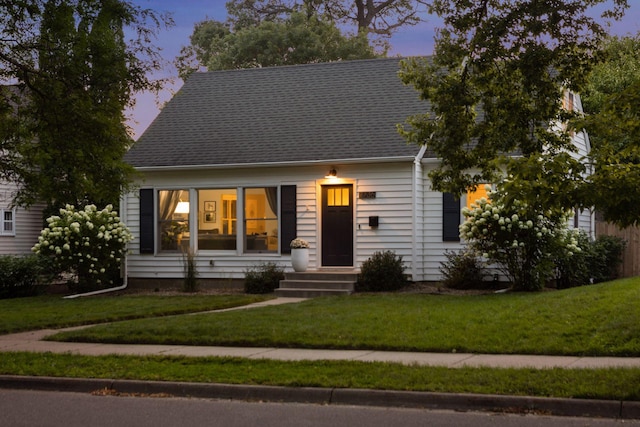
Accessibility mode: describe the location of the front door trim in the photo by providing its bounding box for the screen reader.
[319,181,355,267]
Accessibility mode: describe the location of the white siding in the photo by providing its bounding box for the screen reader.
[0,182,44,255]
[416,171,466,282]
[352,164,415,272]
[568,92,595,238]
[124,162,420,281]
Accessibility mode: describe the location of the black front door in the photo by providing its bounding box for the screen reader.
[321,184,353,266]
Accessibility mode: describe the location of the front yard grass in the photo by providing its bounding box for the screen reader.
[0,294,271,334]
[49,278,640,357]
[2,279,640,401]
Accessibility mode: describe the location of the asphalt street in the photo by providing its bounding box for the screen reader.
[2,389,638,427]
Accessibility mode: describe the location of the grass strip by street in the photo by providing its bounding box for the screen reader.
[49,279,640,357]
[1,351,640,401]
[0,294,271,334]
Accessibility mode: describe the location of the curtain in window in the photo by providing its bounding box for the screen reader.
[159,190,182,220]
[265,187,277,216]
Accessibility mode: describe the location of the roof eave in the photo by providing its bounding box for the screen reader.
[131,155,419,172]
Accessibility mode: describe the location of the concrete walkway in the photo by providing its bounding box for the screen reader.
[2,297,640,370]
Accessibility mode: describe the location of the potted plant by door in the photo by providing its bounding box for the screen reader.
[290,238,309,272]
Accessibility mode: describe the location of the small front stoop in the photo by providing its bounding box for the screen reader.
[275,271,357,298]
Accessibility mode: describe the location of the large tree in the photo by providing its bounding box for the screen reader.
[0,0,172,210]
[582,34,640,117]
[225,0,429,36]
[176,0,428,78]
[576,33,640,227]
[177,10,377,78]
[398,0,629,221]
[579,34,640,154]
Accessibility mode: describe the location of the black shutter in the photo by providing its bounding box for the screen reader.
[442,192,461,242]
[280,185,297,254]
[139,189,155,254]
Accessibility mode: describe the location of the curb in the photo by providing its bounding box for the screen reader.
[1,375,640,419]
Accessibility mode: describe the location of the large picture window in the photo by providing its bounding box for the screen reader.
[197,189,237,250]
[244,187,278,252]
[147,186,286,253]
[158,190,189,252]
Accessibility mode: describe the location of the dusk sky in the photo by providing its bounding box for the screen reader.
[127,0,640,139]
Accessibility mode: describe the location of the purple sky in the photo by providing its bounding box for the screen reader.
[127,0,640,139]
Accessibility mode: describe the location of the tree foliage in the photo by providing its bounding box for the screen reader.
[177,11,377,78]
[581,34,640,117]
[176,0,428,78]
[0,0,172,210]
[579,79,640,227]
[571,33,640,227]
[224,0,429,36]
[398,0,629,220]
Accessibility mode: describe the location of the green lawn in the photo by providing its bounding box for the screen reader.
[49,278,640,357]
[2,280,640,401]
[0,294,271,334]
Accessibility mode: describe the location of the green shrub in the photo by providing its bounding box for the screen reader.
[591,235,626,284]
[357,250,407,292]
[244,262,284,294]
[439,249,489,290]
[0,255,53,299]
[554,230,593,289]
[555,233,627,288]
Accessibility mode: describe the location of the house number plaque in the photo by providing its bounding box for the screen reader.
[358,192,376,199]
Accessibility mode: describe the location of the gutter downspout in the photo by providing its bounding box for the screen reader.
[62,262,128,299]
[583,129,597,240]
[63,195,129,299]
[575,91,596,240]
[412,145,428,282]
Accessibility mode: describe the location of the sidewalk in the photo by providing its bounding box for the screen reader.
[1,297,640,370]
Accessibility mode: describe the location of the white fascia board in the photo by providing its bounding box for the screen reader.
[132,156,418,172]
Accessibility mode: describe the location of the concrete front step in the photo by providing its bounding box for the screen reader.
[274,288,352,298]
[279,280,354,290]
[276,270,357,298]
[284,271,358,282]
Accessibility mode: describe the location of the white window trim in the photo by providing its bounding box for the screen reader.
[0,208,16,236]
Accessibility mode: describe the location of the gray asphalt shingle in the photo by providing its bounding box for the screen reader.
[125,58,429,168]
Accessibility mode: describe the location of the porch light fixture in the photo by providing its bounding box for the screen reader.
[174,201,190,214]
[325,167,337,179]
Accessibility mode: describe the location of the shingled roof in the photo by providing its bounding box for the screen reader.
[125,57,429,169]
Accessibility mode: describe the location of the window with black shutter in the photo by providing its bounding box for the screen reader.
[139,189,155,254]
[442,192,461,242]
[280,185,297,254]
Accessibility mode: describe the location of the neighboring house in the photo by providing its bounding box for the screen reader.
[122,57,593,285]
[0,86,44,256]
[0,180,44,255]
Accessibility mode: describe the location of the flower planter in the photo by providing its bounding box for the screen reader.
[291,248,309,272]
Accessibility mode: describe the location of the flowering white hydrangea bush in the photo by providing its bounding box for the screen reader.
[460,189,581,291]
[32,205,132,289]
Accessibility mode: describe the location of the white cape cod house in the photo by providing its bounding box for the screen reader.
[121,57,593,288]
